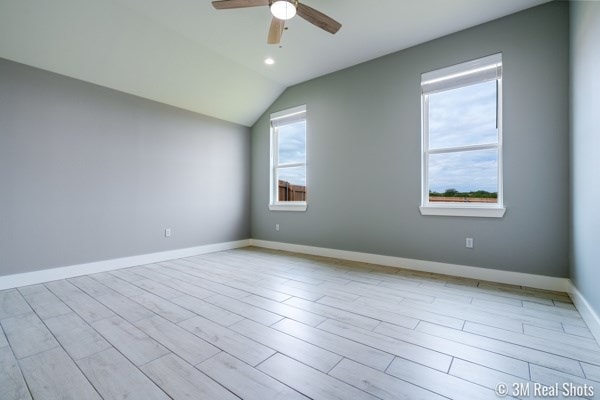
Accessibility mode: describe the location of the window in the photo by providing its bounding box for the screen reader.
[420,54,505,218]
[269,105,307,211]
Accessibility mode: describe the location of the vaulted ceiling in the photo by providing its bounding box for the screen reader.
[0,0,550,126]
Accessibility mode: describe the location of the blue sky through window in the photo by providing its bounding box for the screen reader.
[428,80,498,193]
[277,120,306,186]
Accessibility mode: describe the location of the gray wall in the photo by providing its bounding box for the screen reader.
[570,3,600,310]
[0,58,250,276]
[251,2,570,277]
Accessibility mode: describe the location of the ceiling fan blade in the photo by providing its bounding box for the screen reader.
[296,3,341,34]
[267,17,285,44]
[212,0,269,10]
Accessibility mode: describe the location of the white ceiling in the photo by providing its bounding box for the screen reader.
[0,0,550,126]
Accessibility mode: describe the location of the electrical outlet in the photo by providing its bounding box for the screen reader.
[275,224,280,232]
[466,237,474,249]
[165,228,172,238]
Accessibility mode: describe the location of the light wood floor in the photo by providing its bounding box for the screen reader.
[1,247,599,399]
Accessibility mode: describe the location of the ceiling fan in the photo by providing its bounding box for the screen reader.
[211,0,342,45]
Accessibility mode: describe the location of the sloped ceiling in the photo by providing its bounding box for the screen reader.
[0,0,550,127]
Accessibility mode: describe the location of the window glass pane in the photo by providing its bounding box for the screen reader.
[277,166,306,202]
[428,149,498,203]
[429,80,497,150]
[277,121,306,165]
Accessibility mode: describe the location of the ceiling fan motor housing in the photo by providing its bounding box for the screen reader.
[270,0,298,21]
[212,0,342,45]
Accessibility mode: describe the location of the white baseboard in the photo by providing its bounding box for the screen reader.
[0,239,250,290]
[1,238,568,293]
[250,239,570,292]
[250,239,600,342]
[568,282,600,344]
[3,237,598,343]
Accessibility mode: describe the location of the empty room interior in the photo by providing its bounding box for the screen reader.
[1,0,600,399]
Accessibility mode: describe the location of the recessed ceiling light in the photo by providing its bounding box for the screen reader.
[264,57,275,65]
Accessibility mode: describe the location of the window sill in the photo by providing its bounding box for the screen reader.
[269,203,307,212]
[419,205,506,218]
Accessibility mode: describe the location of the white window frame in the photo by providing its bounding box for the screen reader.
[269,105,307,212]
[420,54,506,218]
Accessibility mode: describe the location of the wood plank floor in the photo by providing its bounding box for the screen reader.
[1,247,599,399]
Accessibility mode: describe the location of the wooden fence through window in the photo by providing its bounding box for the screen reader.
[279,180,306,201]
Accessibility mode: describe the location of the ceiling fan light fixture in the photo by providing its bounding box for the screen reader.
[270,0,296,21]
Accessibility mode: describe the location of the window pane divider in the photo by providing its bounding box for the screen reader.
[276,162,306,168]
[428,142,498,155]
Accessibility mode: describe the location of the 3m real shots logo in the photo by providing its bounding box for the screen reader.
[495,382,594,398]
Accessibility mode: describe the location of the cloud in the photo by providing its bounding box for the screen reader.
[429,80,497,149]
[278,121,306,165]
[278,166,306,186]
[429,149,498,193]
